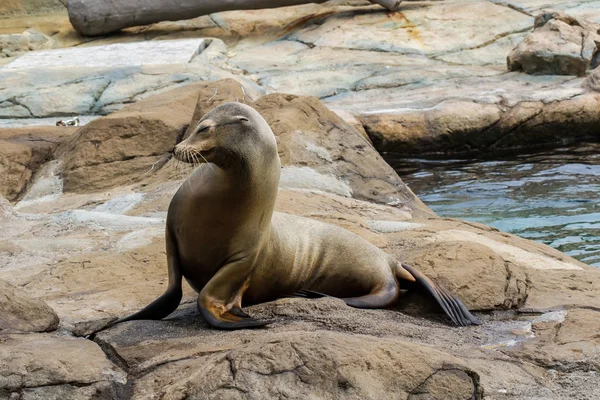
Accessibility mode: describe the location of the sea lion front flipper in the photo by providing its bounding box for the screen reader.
[197,258,273,330]
[112,228,184,325]
[400,262,481,327]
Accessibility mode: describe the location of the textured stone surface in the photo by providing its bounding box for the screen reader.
[0,39,261,118]
[0,333,128,398]
[0,126,74,201]
[507,11,600,76]
[6,38,207,69]
[586,66,600,90]
[97,327,480,400]
[1,2,600,399]
[58,79,430,212]
[503,309,600,371]
[0,0,65,16]
[0,29,56,58]
[0,278,59,332]
[0,0,597,156]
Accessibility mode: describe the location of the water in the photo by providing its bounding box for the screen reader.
[389,144,600,267]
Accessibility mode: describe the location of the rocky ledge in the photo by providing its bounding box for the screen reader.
[1,0,599,157]
[1,1,600,399]
[1,80,599,399]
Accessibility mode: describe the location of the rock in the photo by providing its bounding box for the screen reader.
[0,278,59,332]
[183,79,431,210]
[504,309,600,372]
[586,66,600,91]
[258,93,425,208]
[57,79,430,212]
[0,333,128,398]
[56,82,214,193]
[0,0,65,16]
[507,11,600,76]
[97,321,481,399]
[357,92,600,156]
[1,1,597,157]
[0,39,261,118]
[287,1,533,56]
[6,38,208,69]
[0,126,75,201]
[0,29,56,58]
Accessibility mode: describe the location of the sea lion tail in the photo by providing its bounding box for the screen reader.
[398,262,481,327]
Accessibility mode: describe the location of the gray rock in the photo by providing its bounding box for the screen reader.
[0,29,56,59]
[0,40,261,118]
[0,278,59,332]
[507,11,600,76]
[5,38,207,69]
[0,333,128,399]
[586,66,600,90]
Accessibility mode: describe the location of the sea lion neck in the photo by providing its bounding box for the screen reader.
[215,143,281,189]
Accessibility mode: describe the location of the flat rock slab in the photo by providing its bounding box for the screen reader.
[5,38,206,69]
[0,333,128,398]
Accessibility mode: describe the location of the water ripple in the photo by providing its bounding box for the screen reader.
[389,144,600,267]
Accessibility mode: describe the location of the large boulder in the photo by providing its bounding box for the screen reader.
[508,11,600,76]
[183,79,430,210]
[58,79,430,213]
[0,278,59,332]
[96,323,481,400]
[56,83,207,193]
[358,94,600,156]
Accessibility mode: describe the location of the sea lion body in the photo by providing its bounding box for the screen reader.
[114,102,479,329]
[245,212,397,303]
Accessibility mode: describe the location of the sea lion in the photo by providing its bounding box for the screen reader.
[115,102,480,329]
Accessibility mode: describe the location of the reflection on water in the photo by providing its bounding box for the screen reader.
[389,144,600,267]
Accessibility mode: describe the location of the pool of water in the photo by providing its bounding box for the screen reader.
[389,144,600,267]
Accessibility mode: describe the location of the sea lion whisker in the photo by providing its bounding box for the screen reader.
[193,152,202,171]
[198,152,216,173]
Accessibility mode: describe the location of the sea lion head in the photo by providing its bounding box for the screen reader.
[174,102,277,168]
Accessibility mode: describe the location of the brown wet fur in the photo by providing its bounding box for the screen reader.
[114,102,479,329]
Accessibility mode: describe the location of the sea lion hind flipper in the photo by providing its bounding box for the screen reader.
[400,262,480,326]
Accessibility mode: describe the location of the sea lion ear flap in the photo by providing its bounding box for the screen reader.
[235,116,249,122]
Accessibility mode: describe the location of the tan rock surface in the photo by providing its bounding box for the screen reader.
[97,326,481,400]
[0,0,65,16]
[0,278,59,332]
[0,6,598,390]
[1,0,598,157]
[0,333,128,398]
[508,11,600,76]
[58,79,431,213]
[0,126,74,201]
[504,308,600,371]
[0,145,597,398]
